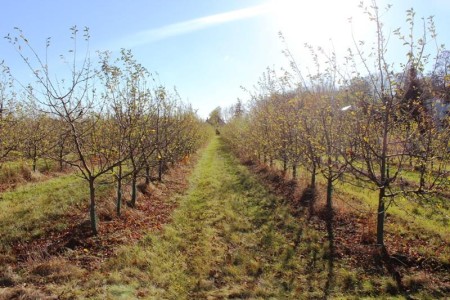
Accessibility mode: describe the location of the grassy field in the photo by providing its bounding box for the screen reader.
[0,174,107,252]
[0,158,60,188]
[312,168,449,268]
[0,137,448,299]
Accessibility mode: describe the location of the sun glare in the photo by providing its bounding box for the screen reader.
[267,0,371,53]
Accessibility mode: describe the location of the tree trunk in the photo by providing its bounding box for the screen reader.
[130,173,137,207]
[325,173,335,295]
[59,144,64,171]
[158,160,163,181]
[325,163,334,244]
[419,162,425,191]
[292,164,297,179]
[145,164,151,185]
[32,156,37,172]
[326,175,333,221]
[32,145,37,172]
[283,158,288,174]
[89,178,98,235]
[116,164,122,216]
[376,187,386,245]
[377,95,389,246]
[310,165,316,188]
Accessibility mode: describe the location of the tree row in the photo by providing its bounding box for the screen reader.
[1,27,211,234]
[222,2,449,271]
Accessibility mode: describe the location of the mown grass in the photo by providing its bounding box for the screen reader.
[0,173,112,253]
[0,158,60,186]
[51,137,423,299]
[286,160,448,234]
[333,179,450,266]
[279,162,449,262]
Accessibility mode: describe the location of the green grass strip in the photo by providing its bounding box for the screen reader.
[0,173,111,251]
[98,137,332,299]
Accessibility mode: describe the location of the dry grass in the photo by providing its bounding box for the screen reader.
[28,257,85,284]
[0,286,55,300]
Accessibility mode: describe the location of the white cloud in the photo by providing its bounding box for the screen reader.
[119,3,270,49]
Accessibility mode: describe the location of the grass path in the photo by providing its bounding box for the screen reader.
[96,136,328,299]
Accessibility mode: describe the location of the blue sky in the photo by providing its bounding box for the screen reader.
[1,0,449,118]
